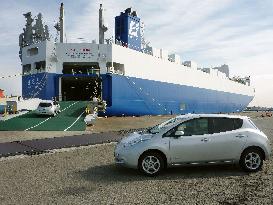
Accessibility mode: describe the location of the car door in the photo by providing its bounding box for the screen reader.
[204,117,247,161]
[167,118,214,164]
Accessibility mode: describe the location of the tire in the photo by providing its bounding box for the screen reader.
[239,148,263,172]
[139,152,164,176]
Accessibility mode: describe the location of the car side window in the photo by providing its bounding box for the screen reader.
[211,117,243,133]
[164,118,209,137]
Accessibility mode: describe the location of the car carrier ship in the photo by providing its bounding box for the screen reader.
[19,3,254,116]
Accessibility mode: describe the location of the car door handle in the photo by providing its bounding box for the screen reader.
[235,134,246,138]
[201,138,209,142]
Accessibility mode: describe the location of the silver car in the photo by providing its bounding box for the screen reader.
[36,100,61,116]
[114,114,271,176]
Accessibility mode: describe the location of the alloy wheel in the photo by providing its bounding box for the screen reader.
[142,155,161,175]
[244,152,261,170]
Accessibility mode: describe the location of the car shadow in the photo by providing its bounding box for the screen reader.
[76,163,248,184]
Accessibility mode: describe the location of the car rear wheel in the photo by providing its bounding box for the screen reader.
[240,148,263,172]
[139,152,164,176]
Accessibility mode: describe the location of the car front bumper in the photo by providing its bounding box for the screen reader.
[114,143,139,169]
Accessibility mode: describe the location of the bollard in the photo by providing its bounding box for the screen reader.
[85,107,90,114]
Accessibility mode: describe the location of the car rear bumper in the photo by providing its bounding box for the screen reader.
[36,110,54,116]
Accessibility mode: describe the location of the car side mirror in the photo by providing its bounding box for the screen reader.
[175,131,184,137]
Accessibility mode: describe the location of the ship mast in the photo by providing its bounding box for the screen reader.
[59,3,65,43]
[55,3,65,43]
[99,4,108,44]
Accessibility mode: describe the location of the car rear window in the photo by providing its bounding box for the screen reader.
[39,103,52,107]
[211,117,243,133]
[233,118,243,129]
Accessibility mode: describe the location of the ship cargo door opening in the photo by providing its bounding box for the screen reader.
[61,76,101,101]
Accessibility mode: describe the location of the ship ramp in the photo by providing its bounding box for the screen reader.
[0,101,88,131]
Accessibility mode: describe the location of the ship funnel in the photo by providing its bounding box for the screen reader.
[99,4,108,44]
[59,2,65,43]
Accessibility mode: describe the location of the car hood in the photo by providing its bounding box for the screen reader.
[120,132,153,144]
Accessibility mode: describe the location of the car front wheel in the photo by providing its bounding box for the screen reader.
[139,152,164,176]
[240,148,263,172]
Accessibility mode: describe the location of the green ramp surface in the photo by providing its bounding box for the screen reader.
[0,101,87,131]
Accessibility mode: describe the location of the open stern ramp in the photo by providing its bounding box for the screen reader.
[0,101,88,131]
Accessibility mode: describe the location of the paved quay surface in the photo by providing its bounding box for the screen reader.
[0,114,272,204]
[0,131,92,144]
[0,132,122,158]
[0,114,170,157]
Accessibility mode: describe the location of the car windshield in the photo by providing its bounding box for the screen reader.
[148,117,184,134]
[39,103,52,107]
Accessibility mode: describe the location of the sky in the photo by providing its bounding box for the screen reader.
[0,0,273,107]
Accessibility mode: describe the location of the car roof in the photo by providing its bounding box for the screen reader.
[175,113,248,120]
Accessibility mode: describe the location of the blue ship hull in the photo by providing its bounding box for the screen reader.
[22,73,59,100]
[22,73,254,116]
[105,75,253,116]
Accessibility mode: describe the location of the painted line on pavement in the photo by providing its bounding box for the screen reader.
[25,117,52,131]
[60,101,79,112]
[64,111,85,131]
[25,101,79,131]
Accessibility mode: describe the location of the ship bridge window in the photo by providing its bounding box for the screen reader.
[27,47,38,56]
[35,61,46,71]
[23,64,31,75]
[106,62,125,75]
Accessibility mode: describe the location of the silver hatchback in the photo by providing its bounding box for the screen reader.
[115,114,271,176]
[36,100,61,116]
